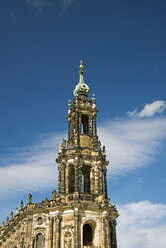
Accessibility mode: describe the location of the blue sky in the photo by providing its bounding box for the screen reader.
[0,0,166,247]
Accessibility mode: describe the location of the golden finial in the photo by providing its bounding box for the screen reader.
[79,60,83,70]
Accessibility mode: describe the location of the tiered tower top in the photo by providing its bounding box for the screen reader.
[56,61,109,205]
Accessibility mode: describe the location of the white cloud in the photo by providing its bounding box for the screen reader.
[127,100,166,118]
[98,117,166,175]
[117,201,166,248]
[0,133,65,198]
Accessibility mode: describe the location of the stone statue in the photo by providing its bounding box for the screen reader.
[10,212,13,220]
[21,200,24,210]
[6,217,9,226]
[52,190,56,200]
[2,221,5,229]
[28,193,32,203]
[64,232,72,248]
[62,139,66,149]
[15,206,18,215]
[59,143,62,152]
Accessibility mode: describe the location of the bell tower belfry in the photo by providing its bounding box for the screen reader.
[56,62,119,248]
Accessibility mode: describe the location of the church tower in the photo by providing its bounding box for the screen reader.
[56,61,119,248]
[0,62,119,248]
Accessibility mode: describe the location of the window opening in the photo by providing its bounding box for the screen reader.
[83,224,93,246]
[81,115,89,134]
[36,233,43,248]
[82,166,90,193]
[69,165,75,193]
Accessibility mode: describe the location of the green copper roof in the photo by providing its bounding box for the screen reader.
[73,62,90,97]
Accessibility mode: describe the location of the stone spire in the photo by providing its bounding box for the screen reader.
[73,60,90,97]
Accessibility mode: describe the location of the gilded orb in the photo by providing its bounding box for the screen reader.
[79,64,83,70]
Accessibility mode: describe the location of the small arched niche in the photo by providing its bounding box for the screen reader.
[83,223,93,246]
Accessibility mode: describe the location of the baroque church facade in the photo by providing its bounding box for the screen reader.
[0,62,119,248]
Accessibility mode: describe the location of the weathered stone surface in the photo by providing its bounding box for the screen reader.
[0,63,118,248]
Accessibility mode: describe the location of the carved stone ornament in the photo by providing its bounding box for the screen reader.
[37,217,43,225]
[64,232,72,248]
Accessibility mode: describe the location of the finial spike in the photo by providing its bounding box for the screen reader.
[79,60,83,70]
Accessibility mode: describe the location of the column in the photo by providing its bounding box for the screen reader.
[105,218,111,248]
[90,169,93,193]
[61,164,65,194]
[34,239,36,248]
[53,216,57,248]
[76,112,79,133]
[75,112,79,145]
[92,117,94,136]
[56,215,61,248]
[94,115,97,136]
[68,121,71,140]
[65,166,69,194]
[102,217,107,248]
[89,116,93,136]
[71,121,74,138]
[92,168,95,193]
[95,165,99,194]
[98,166,103,194]
[78,165,82,193]
[42,235,45,248]
[31,239,35,248]
[75,165,79,192]
[49,217,53,248]
[104,168,108,197]
[74,209,79,248]
[58,165,61,195]
[79,113,81,134]
[110,220,118,248]
[75,157,79,193]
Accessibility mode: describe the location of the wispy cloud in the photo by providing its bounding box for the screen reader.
[99,117,166,175]
[0,133,65,198]
[127,100,166,118]
[0,115,166,198]
[117,201,166,248]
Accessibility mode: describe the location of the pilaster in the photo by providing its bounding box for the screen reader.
[74,209,79,248]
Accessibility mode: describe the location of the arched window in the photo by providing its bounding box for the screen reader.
[82,166,90,193]
[81,115,89,134]
[83,224,93,246]
[36,233,43,248]
[69,165,75,193]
